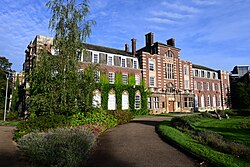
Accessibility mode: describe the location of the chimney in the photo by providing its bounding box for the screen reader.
[125,43,129,52]
[131,38,136,55]
[145,32,154,47]
[167,38,175,47]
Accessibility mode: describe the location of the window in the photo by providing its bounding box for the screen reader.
[207,82,210,90]
[149,77,155,87]
[184,97,188,107]
[148,97,151,109]
[165,63,174,79]
[224,75,227,80]
[201,71,205,77]
[212,83,215,91]
[108,92,116,110]
[107,56,113,65]
[122,92,129,110]
[121,58,126,67]
[200,82,203,90]
[218,95,221,107]
[213,95,216,108]
[92,91,101,108]
[122,74,128,84]
[207,95,211,107]
[93,54,99,63]
[154,97,159,109]
[185,80,189,89]
[213,73,216,79]
[217,83,220,91]
[194,82,197,90]
[165,50,173,57]
[133,60,137,69]
[135,75,140,85]
[76,50,82,61]
[149,60,154,71]
[94,71,100,82]
[201,95,205,108]
[195,95,198,108]
[195,70,198,77]
[184,65,189,75]
[135,95,141,109]
[109,72,115,84]
[189,97,193,107]
[207,72,210,78]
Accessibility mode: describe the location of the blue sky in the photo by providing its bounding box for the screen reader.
[0,0,249,72]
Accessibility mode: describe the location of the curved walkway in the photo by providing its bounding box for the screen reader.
[87,116,198,167]
[0,126,29,167]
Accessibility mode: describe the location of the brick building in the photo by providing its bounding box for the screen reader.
[137,32,194,113]
[23,33,231,113]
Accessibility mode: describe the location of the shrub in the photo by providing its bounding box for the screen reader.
[108,110,134,125]
[14,114,70,141]
[18,127,96,167]
[70,110,118,129]
[171,116,195,131]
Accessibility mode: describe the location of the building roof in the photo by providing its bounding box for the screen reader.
[82,43,134,57]
[192,64,217,72]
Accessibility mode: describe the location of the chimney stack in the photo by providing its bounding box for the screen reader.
[131,38,136,55]
[125,43,129,52]
[145,32,154,47]
[167,38,175,47]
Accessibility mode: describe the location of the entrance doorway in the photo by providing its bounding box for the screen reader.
[168,101,174,112]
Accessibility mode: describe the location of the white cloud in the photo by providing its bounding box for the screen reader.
[192,0,217,5]
[151,11,192,19]
[145,17,177,24]
[161,2,200,13]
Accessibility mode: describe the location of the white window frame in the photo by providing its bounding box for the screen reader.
[212,83,215,91]
[194,81,197,90]
[207,95,211,107]
[121,58,126,67]
[207,82,210,90]
[94,71,100,83]
[93,93,101,108]
[122,74,128,84]
[108,93,116,110]
[135,75,140,85]
[185,80,189,89]
[93,53,99,63]
[154,97,159,109]
[133,60,138,69]
[149,77,155,87]
[184,65,189,76]
[122,92,129,110]
[109,72,115,84]
[135,95,141,109]
[149,59,154,71]
[107,55,113,66]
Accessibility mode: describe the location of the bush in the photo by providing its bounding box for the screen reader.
[18,127,96,167]
[108,110,134,125]
[14,114,70,141]
[171,116,195,131]
[70,110,118,129]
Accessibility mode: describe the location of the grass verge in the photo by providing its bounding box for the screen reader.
[158,120,250,167]
[0,120,20,126]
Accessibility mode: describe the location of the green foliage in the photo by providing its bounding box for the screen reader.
[70,110,118,129]
[158,121,250,167]
[235,82,250,115]
[109,110,134,125]
[11,75,20,112]
[128,73,135,86]
[18,127,96,167]
[0,56,12,71]
[14,114,70,140]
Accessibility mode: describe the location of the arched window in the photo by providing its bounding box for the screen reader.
[213,95,216,108]
[92,90,101,108]
[201,95,205,108]
[135,91,141,109]
[108,89,116,110]
[165,50,173,57]
[195,94,198,108]
[122,91,129,110]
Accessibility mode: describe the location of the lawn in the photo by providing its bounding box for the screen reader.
[158,115,250,167]
[192,116,250,147]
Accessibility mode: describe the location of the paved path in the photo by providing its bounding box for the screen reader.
[0,126,29,167]
[87,116,198,167]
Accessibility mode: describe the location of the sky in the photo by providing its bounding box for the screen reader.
[0,0,249,72]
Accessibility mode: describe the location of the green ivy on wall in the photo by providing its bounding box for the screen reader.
[95,72,149,114]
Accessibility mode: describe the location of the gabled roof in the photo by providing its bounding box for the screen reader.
[192,64,217,72]
[82,43,134,57]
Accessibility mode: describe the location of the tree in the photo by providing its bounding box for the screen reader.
[0,56,12,110]
[235,82,250,115]
[29,0,95,116]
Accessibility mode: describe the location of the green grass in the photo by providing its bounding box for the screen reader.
[158,120,250,167]
[192,116,250,147]
[0,120,20,126]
